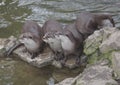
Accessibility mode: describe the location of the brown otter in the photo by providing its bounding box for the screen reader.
[5,20,45,59]
[75,12,115,40]
[42,20,64,61]
[55,23,83,65]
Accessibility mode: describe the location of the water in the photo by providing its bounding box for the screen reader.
[0,0,120,85]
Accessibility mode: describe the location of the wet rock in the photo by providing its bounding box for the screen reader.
[14,46,54,68]
[65,57,78,69]
[112,52,120,78]
[55,77,75,85]
[0,38,7,50]
[0,36,78,69]
[4,36,17,53]
[76,64,118,85]
[2,36,54,68]
[0,38,7,57]
[52,60,62,69]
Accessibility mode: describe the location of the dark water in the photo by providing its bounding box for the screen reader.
[0,0,120,85]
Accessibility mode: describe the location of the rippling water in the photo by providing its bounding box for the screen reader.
[0,0,120,37]
[0,0,120,85]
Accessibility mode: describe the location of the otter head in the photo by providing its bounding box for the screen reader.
[54,32,63,39]
[19,32,40,52]
[102,19,114,27]
[98,19,114,29]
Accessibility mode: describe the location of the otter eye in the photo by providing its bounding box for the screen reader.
[29,36,33,39]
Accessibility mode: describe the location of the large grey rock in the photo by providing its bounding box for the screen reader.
[84,27,117,55]
[112,52,120,78]
[100,31,120,53]
[84,29,103,55]
[76,64,118,85]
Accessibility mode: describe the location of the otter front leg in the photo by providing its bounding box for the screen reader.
[75,45,83,65]
[31,53,38,59]
[22,47,28,53]
[54,52,64,61]
[60,56,67,66]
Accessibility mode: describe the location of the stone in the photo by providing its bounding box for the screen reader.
[2,36,54,68]
[4,36,17,52]
[0,36,79,69]
[55,74,80,85]
[100,31,120,53]
[84,29,103,55]
[112,52,120,78]
[55,78,75,85]
[14,46,54,68]
[84,27,117,55]
[52,60,62,69]
[0,38,7,57]
[76,64,118,85]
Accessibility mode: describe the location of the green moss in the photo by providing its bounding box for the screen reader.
[88,51,99,64]
[87,50,113,65]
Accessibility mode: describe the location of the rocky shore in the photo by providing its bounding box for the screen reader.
[0,27,120,85]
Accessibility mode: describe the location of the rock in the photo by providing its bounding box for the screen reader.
[0,36,79,69]
[84,29,103,55]
[65,57,79,69]
[1,36,54,68]
[76,64,118,85]
[84,27,119,65]
[55,73,80,85]
[112,52,120,78]
[84,27,117,55]
[4,36,17,52]
[0,38,7,57]
[55,77,75,85]
[52,60,62,69]
[14,46,54,68]
[0,38,7,50]
[100,31,120,53]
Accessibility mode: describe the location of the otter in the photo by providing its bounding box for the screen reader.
[5,20,45,59]
[55,23,83,65]
[42,20,64,61]
[75,12,115,40]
